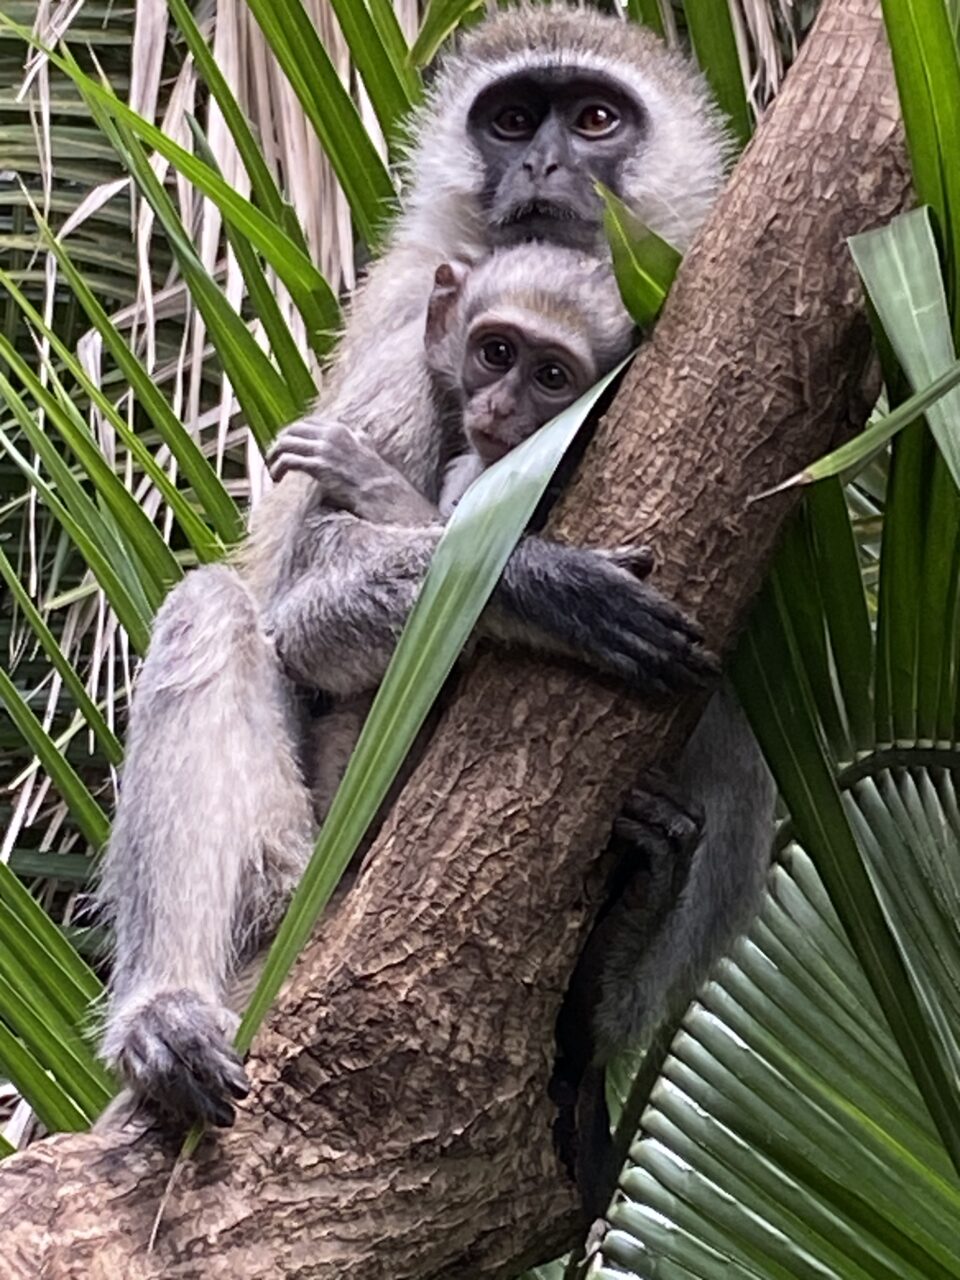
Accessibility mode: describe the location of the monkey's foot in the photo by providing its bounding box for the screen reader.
[611,778,704,909]
[102,989,250,1128]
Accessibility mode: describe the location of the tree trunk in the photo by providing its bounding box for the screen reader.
[0,1,909,1275]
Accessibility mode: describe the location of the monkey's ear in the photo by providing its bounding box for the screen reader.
[426,258,470,350]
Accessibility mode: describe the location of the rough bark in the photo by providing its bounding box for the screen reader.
[0,1,909,1275]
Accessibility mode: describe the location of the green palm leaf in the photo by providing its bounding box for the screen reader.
[601,849,960,1279]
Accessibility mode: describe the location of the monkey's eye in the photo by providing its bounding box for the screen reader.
[573,103,620,138]
[491,105,536,140]
[479,337,515,370]
[535,363,571,393]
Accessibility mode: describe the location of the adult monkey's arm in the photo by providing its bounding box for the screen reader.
[0,1,908,1274]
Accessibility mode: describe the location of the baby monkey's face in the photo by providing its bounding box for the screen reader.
[459,314,594,462]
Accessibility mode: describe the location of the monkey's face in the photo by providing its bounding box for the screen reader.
[467,68,645,251]
[460,317,594,463]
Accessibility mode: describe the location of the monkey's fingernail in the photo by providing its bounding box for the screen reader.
[630,546,655,577]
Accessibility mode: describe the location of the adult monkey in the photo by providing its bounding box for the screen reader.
[100,4,770,1133]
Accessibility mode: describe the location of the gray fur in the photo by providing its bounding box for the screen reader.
[98,4,767,1128]
[593,685,774,1056]
[98,567,312,1124]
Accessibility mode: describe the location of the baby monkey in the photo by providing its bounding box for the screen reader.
[268,243,637,525]
[268,241,643,834]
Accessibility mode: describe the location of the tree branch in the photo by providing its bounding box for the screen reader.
[0,1,909,1275]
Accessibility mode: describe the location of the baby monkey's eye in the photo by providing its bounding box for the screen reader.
[491,105,536,140]
[535,363,571,392]
[480,337,515,369]
[573,103,620,137]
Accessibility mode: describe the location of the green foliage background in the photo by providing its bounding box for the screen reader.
[0,2,959,1276]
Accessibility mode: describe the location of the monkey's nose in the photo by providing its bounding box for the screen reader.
[522,159,560,178]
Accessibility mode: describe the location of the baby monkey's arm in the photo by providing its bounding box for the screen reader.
[267,419,440,527]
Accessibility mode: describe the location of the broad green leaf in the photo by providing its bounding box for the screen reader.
[0,958,111,1119]
[0,267,225,562]
[850,210,960,489]
[0,864,102,1012]
[0,332,178,607]
[325,0,419,146]
[626,0,666,37]
[0,547,122,765]
[0,1136,13,1160]
[762,357,960,492]
[0,1022,88,1133]
[0,861,110,1128]
[772,516,851,760]
[27,219,243,548]
[681,0,752,148]
[874,423,927,744]
[603,850,960,1278]
[918,454,960,742]
[366,0,423,102]
[238,0,395,248]
[188,119,317,409]
[879,0,960,322]
[598,183,681,326]
[410,0,484,67]
[0,417,153,654]
[0,670,110,851]
[804,481,874,753]
[9,851,92,884]
[236,362,629,1049]
[733,578,960,1176]
[0,20,342,360]
[852,210,960,744]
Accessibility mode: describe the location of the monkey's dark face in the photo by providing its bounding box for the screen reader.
[460,318,593,462]
[467,68,645,251]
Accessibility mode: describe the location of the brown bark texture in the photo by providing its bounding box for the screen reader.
[0,1,909,1275]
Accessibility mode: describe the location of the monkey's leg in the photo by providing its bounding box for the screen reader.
[98,565,314,1127]
[554,780,704,1213]
[592,684,774,1057]
[558,686,773,1212]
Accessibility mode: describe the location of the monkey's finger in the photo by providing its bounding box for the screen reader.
[621,579,705,645]
[605,623,717,691]
[113,991,251,1129]
[614,793,702,851]
[569,573,716,675]
[600,543,655,580]
[606,578,716,661]
[122,1028,238,1128]
[268,444,338,484]
[569,598,718,690]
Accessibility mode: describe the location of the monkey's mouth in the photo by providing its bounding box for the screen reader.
[498,199,582,230]
[468,428,511,463]
[492,199,599,250]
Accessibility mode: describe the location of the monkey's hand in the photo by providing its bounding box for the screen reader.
[267,417,439,526]
[100,989,250,1128]
[497,538,718,697]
